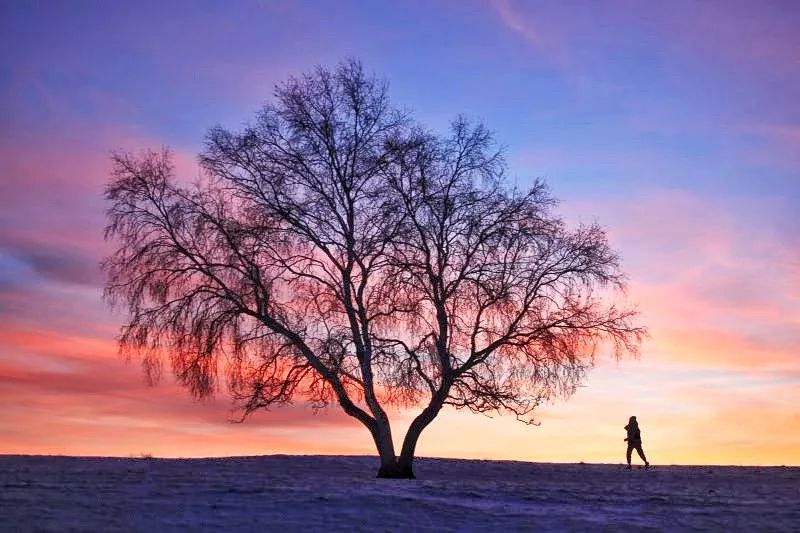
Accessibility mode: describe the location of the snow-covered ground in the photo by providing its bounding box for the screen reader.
[1,455,798,531]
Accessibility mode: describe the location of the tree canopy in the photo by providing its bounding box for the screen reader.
[104,59,644,478]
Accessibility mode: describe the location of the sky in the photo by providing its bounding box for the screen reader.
[1,0,798,465]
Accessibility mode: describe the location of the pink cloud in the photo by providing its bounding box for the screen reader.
[562,188,800,373]
[487,0,576,71]
[0,126,201,292]
[0,322,370,457]
[490,0,541,45]
[489,1,800,78]
[1,127,372,457]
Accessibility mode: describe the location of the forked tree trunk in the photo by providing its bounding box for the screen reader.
[376,397,445,479]
[373,424,415,478]
[371,416,412,479]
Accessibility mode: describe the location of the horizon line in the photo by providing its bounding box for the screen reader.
[2,453,797,468]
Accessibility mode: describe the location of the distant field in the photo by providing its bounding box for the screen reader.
[1,455,798,531]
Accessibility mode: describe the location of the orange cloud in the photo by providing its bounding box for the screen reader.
[0,321,372,457]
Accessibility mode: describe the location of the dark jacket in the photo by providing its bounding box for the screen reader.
[625,423,641,445]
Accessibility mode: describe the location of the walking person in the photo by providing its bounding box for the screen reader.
[624,416,650,469]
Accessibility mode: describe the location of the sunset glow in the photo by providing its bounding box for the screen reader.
[1,1,798,465]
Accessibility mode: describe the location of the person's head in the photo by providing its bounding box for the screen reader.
[629,415,637,424]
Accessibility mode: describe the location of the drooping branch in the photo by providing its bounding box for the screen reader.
[103,148,376,429]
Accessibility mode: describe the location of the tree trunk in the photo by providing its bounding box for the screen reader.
[370,415,413,478]
[392,396,445,479]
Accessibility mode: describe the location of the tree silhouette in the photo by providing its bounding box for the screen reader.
[103,59,644,478]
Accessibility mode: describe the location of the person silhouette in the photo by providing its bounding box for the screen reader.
[624,415,649,469]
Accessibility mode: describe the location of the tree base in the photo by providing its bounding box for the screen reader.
[376,463,415,479]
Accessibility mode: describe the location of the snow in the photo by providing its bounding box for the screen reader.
[1,455,798,531]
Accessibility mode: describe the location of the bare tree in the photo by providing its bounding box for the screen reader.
[104,59,644,478]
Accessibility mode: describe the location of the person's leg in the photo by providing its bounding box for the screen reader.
[626,445,633,468]
[636,444,649,466]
